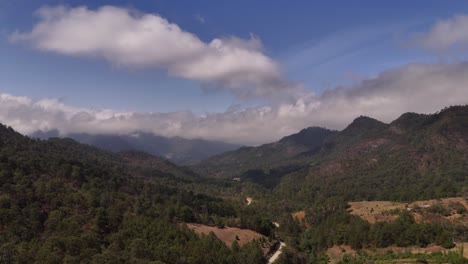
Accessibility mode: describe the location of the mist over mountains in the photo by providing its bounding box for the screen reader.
[31,130,242,164]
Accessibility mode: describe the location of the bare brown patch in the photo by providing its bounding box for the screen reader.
[348,201,405,224]
[292,210,311,228]
[326,245,357,264]
[185,223,265,247]
[292,211,306,222]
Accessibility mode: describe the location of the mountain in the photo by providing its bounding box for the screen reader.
[194,106,468,202]
[0,123,273,263]
[192,127,335,181]
[30,130,242,165]
[1,106,467,263]
[277,106,468,203]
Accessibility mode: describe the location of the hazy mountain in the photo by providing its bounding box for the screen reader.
[194,106,468,202]
[276,105,468,202]
[30,130,242,165]
[192,127,336,180]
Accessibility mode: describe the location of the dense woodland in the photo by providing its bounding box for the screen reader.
[274,203,466,263]
[0,125,270,263]
[0,105,467,263]
[196,106,468,203]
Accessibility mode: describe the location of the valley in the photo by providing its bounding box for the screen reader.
[0,105,467,263]
[5,3,468,263]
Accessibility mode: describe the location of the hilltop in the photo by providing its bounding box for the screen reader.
[195,105,468,203]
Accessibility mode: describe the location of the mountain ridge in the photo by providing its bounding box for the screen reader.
[0,106,467,262]
[193,105,468,202]
[192,126,335,179]
[30,130,242,165]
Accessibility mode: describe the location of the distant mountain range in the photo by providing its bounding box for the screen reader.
[30,130,242,165]
[193,105,468,201]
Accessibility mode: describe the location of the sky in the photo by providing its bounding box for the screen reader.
[1,0,468,145]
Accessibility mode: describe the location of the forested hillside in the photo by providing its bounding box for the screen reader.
[1,106,467,264]
[193,127,335,182]
[0,124,271,263]
[196,105,468,203]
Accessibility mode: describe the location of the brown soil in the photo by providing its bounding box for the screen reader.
[292,211,306,222]
[327,245,356,264]
[292,210,311,228]
[348,201,405,224]
[185,223,265,247]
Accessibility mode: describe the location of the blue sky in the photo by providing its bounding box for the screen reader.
[1,0,467,112]
[1,1,468,144]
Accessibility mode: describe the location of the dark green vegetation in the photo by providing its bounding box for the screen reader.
[338,250,467,264]
[194,127,335,181]
[270,201,467,264]
[1,105,468,263]
[299,206,458,251]
[0,125,270,263]
[195,105,468,203]
[193,106,468,262]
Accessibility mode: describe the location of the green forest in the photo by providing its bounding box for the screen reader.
[1,105,468,263]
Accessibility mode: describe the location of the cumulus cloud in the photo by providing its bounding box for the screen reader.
[415,14,468,51]
[6,7,468,144]
[1,62,468,145]
[10,5,293,99]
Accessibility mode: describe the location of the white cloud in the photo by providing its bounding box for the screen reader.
[5,7,468,145]
[415,14,468,51]
[10,5,293,99]
[194,14,205,24]
[1,62,468,145]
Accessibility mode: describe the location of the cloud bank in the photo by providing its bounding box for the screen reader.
[2,62,468,145]
[416,14,468,51]
[5,8,468,145]
[11,6,293,99]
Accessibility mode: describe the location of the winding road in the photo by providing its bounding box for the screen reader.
[267,242,286,264]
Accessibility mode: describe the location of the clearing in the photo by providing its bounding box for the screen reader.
[292,210,306,222]
[185,223,265,247]
[348,197,468,224]
[292,210,310,227]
